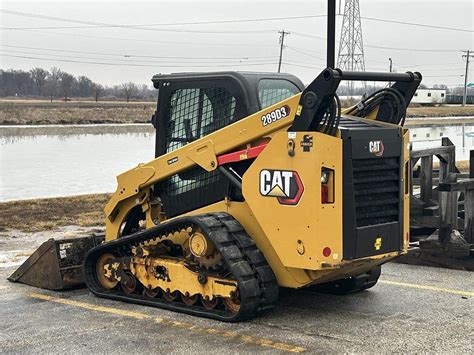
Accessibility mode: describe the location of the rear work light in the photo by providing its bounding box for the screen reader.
[321,168,334,204]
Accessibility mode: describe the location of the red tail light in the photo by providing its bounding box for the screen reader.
[321,168,334,204]
[321,184,329,204]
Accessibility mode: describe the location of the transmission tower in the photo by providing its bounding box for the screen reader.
[337,0,366,95]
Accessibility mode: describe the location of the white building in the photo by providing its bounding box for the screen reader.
[412,88,446,105]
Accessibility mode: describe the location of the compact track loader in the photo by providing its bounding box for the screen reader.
[9,1,421,322]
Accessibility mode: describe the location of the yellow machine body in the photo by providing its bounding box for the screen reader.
[103,92,411,289]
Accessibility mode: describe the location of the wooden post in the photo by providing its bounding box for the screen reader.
[470,150,474,178]
[464,188,474,244]
[442,137,456,173]
[438,154,449,184]
[410,157,420,196]
[438,173,458,244]
[468,151,474,243]
[420,156,433,204]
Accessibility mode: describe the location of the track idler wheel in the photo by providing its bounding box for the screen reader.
[121,271,138,294]
[95,253,118,290]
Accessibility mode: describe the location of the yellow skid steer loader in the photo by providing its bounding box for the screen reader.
[9,1,421,322]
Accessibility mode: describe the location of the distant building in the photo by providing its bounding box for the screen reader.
[412,88,446,105]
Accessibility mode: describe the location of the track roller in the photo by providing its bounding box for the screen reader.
[83,213,279,322]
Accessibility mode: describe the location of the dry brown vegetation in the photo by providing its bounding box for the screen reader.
[1,100,473,126]
[0,100,155,125]
[406,106,474,118]
[0,194,110,232]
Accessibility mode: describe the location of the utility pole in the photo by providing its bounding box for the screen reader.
[278,30,290,73]
[462,50,473,106]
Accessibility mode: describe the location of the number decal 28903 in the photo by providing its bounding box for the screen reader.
[261,105,290,127]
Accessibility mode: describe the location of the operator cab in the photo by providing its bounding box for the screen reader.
[151,71,305,218]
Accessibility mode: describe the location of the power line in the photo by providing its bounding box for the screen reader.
[282,57,326,66]
[293,31,461,53]
[283,62,320,70]
[0,49,278,65]
[289,44,389,65]
[364,44,460,53]
[0,9,474,33]
[7,26,276,35]
[360,16,473,33]
[2,9,471,33]
[2,25,277,33]
[0,9,326,32]
[423,74,465,78]
[291,32,326,40]
[394,67,466,73]
[0,47,369,71]
[286,46,325,61]
[6,18,464,53]
[0,53,279,68]
[12,28,279,48]
[395,62,464,69]
[0,44,276,61]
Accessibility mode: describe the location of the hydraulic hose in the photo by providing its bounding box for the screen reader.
[346,87,407,126]
[317,93,341,136]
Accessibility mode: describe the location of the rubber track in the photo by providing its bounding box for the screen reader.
[83,213,279,322]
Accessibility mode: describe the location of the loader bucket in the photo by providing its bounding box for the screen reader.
[8,235,104,290]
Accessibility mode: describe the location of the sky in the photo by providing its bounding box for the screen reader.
[0,0,473,88]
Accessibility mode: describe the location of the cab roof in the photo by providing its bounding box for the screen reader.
[151,71,305,92]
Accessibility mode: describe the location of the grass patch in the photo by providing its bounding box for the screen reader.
[0,194,110,232]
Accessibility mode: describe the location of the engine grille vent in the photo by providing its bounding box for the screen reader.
[353,157,400,227]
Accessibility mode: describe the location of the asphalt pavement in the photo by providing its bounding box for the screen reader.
[0,262,472,353]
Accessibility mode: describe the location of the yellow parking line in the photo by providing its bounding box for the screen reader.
[380,280,473,297]
[31,293,151,319]
[31,293,305,353]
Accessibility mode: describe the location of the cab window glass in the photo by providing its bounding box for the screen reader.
[258,79,300,109]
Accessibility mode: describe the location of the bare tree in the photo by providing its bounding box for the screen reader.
[77,75,93,97]
[433,84,449,91]
[30,67,48,96]
[91,83,104,102]
[121,82,138,102]
[46,67,61,102]
[59,72,76,101]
